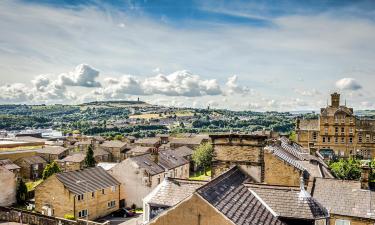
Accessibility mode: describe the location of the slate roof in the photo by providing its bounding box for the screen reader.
[56,167,120,195]
[62,153,85,163]
[97,162,118,171]
[172,146,194,158]
[101,140,127,148]
[312,178,375,219]
[130,151,189,176]
[128,146,152,154]
[37,146,68,155]
[246,184,328,220]
[0,159,20,170]
[196,167,285,225]
[94,147,110,156]
[266,145,306,172]
[169,137,204,145]
[17,155,47,165]
[145,178,206,207]
[134,138,160,145]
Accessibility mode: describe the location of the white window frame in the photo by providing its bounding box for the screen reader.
[335,219,350,225]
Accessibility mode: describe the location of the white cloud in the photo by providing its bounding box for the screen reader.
[0,83,32,102]
[335,78,362,91]
[294,88,321,97]
[225,75,252,95]
[58,64,101,87]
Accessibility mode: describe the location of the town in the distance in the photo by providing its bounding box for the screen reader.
[0,92,375,225]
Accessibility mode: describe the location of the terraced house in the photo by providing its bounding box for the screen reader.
[296,92,375,159]
[35,167,120,220]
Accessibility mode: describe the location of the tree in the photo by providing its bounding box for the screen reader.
[42,161,61,180]
[329,158,361,180]
[84,144,96,168]
[16,179,27,204]
[114,134,123,141]
[192,142,213,175]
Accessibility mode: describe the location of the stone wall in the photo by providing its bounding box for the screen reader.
[0,206,109,225]
[330,214,375,225]
[148,194,234,225]
[0,167,16,206]
[210,134,267,180]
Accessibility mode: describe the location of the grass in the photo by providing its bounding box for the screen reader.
[189,170,211,181]
[26,179,43,192]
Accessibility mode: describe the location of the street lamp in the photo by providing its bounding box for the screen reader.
[76,180,88,225]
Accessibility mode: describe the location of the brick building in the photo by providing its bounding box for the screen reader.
[296,92,375,159]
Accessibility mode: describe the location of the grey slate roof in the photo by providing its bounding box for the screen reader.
[130,154,165,175]
[145,178,206,207]
[266,145,306,172]
[56,167,120,195]
[0,159,20,170]
[172,146,194,158]
[134,138,160,145]
[197,167,286,225]
[94,147,110,156]
[101,140,127,148]
[312,178,375,219]
[246,184,328,220]
[62,153,85,163]
[37,146,68,155]
[128,146,152,154]
[18,155,47,165]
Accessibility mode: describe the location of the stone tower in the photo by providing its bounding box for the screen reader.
[331,92,340,107]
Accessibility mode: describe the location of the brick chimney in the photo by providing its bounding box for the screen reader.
[151,147,159,164]
[361,165,370,189]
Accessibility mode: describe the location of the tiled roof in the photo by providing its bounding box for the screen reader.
[172,146,194,158]
[128,146,152,154]
[312,178,375,219]
[130,151,189,176]
[266,145,306,172]
[0,159,20,170]
[169,137,205,145]
[134,138,160,145]
[97,163,118,171]
[246,184,328,220]
[55,167,120,195]
[101,140,127,148]
[37,146,68,155]
[17,155,47,165]
[197,167,285,225]
[62,153,85,163]
[145,178,206,207]
[93,147,110,156]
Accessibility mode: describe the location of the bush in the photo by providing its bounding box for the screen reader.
[64,214,75,220]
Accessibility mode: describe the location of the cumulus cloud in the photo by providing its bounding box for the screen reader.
[294,88,321,97]
[0,83,33,102]
[335,78,362,91]
[58,64,101,87]
[225,75,251,95]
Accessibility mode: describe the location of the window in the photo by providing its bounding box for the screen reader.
[366,134,370,143]
[102,189,105,195]
[341,127,345,135]
[349,127,353,134]
[335,219,350,225]
[33,164,39,170]
[313,132,317,141]
[335,137,338,143]
[91,192,95,198]
[335,127,338,134]
[322,137,326,143]
[349,137,353,144]
[77,194,84,201]
[341,137,345,144]
[78,209,88,218]
[358,133,362,143]
[328,137,331,143]
[324,127,328,134]
[107,200,116,208]
[111,186,116,192]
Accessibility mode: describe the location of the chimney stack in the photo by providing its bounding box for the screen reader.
[361,165,370,189]
[151,147,159,164]
[331,92,340,107]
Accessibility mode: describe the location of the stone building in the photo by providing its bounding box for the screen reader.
[109,149,190,207]
[35,167,120,220]
[100,140,127,162]
[0,159,20,177]
[0,166,16,206]
[36,146,69,163]
[296,92,375,159]
[147,166,328,225]
[15,155,47,180]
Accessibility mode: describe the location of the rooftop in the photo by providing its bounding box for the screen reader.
[55,167,120,195]
[37,146,68,155]
[101,140,127,148]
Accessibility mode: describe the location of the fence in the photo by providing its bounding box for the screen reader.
[0,206,109,225]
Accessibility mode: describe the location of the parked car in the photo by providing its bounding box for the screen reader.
[111,208,135,218]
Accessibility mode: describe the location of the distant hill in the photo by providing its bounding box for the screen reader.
[79,100,151,109]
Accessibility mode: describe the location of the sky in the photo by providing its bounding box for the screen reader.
[1,0,375,111]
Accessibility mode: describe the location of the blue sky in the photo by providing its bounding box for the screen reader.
[1,0,375,110]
